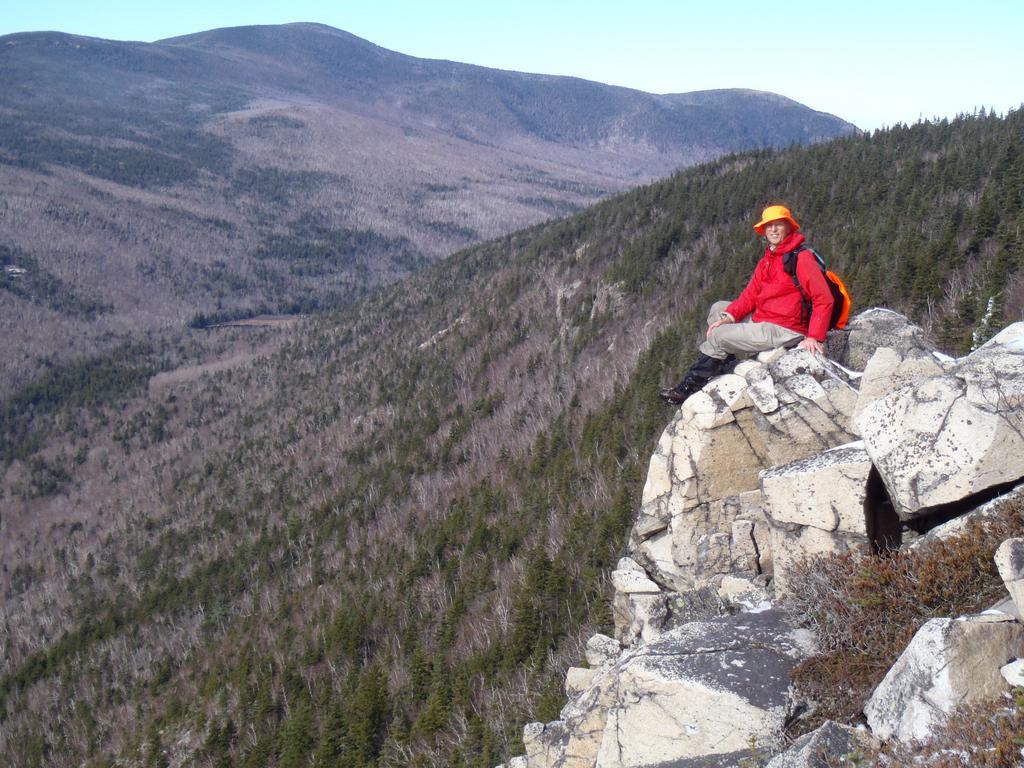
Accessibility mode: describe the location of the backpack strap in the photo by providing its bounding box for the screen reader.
[782,245,815,324]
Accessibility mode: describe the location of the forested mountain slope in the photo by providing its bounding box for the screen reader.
[0,22,854,397]
[1,110,1022,767]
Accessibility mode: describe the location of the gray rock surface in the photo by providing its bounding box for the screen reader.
[765,721,866,768]
[545,610,815,767]
[857,321,1024,519]
[864,613,1024,743]
[995,538,1024,617]
[614,584,729,648]
[827,308,934,371]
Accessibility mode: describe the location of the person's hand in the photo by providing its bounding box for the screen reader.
[798,337,825,355]
[707,313,735,337]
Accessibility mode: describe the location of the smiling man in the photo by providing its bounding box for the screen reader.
[659,204,834,406]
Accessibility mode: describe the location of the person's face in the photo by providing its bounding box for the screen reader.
[764,219,792,247]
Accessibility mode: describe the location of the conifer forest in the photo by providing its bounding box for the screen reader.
[2,109,1024,767]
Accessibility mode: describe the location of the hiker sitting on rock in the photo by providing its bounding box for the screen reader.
[660,204,834,405]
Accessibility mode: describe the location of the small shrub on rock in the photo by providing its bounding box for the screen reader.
[884,687,1024,767]
[785,495,1024,731]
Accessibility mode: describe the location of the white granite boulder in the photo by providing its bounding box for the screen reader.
[534,610,815,768]
[761,444,874,595]
[585,633,622,669]
[864,613,1024,743]
[995,538,1024,617]
[610,559,661,594]
[827,308,935,371]
[857,321,1024,520]
[1001,658,1024,687]
[852,344,951,427]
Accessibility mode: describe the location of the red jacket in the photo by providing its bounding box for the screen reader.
[724,232,834,341]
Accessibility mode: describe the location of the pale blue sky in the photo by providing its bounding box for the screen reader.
[3,0,1021,131]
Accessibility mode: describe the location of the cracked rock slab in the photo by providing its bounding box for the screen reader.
[557,609,816,767]
[761,444,872,596]
[853,345,949,427]
[762,444,871,532]
[907,483,1024,551]
[612,567,663,594]
[857,323,1024,519]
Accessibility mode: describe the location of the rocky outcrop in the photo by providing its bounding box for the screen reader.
[503,311,1024,768]
[631,350,857,594]
[826,308,935,371]
[864,613,1024,743]
[524,610,815,768]
[857,321,1024,519]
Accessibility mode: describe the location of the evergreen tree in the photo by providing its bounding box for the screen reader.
[347,666,390,765]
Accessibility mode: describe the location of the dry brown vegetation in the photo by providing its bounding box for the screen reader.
[884,689,1024,767]
[786,495,1024,732]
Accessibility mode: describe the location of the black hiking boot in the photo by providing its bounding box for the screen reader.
[659,354,732,405]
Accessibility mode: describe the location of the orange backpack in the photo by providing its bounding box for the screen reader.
[783,245,853,330]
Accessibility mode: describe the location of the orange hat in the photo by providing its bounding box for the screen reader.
[753,205,800,235]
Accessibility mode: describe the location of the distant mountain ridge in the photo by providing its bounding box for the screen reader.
[0,22,855,394]
[154,23,851,149]
[3,23,854,150]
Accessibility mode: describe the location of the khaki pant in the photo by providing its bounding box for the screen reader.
[698,301,804,360]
